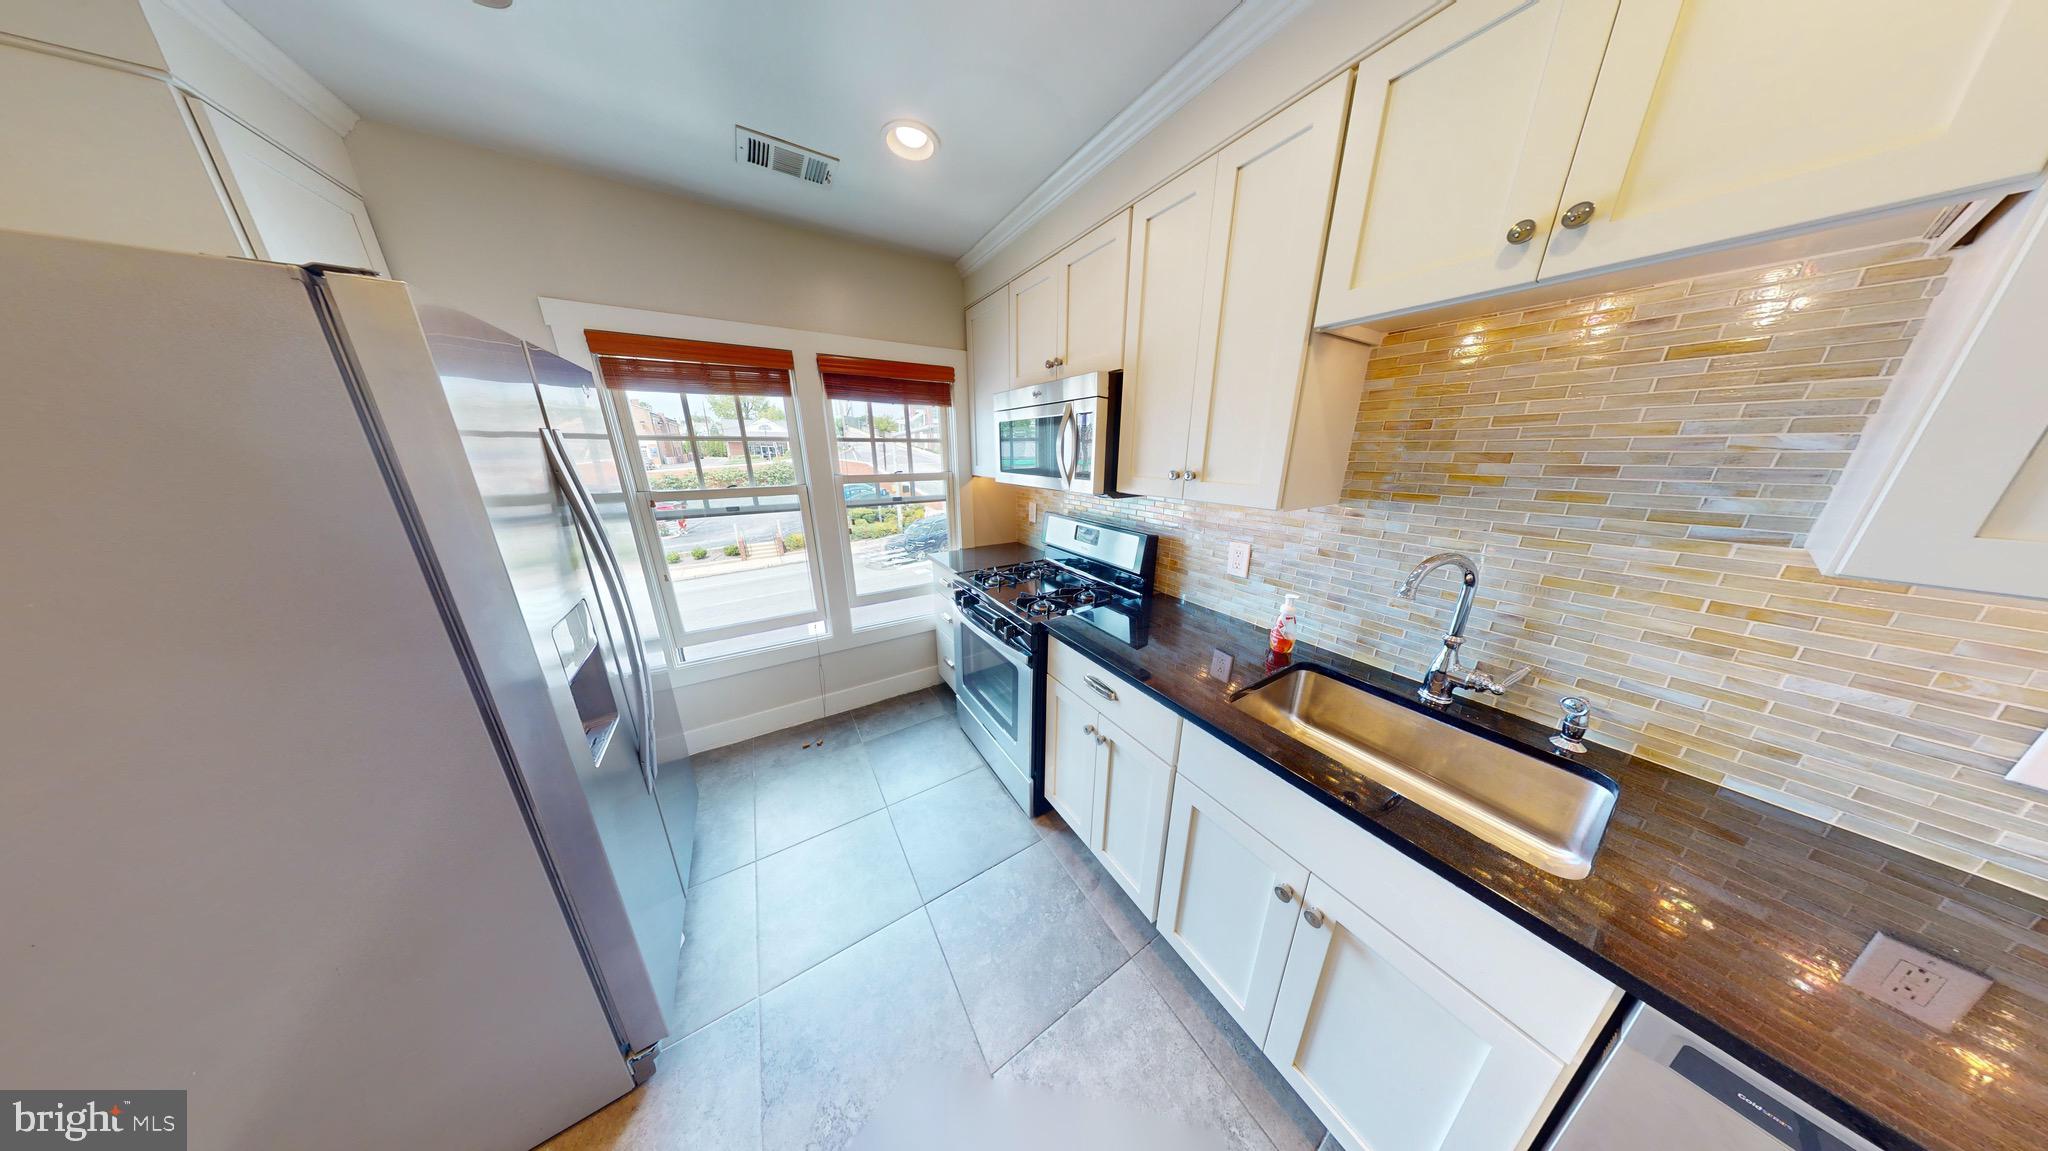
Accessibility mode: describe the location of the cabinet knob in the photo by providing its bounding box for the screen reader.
[1182,469,1196,481]
[1505,218,1537,245]
[1167,469,1182,480]
[1560,201,1596,230]
[1272,883,1296,904]
[1302,906,1326,929]
[1053,356,1065,368]
[1082,723,1097,737]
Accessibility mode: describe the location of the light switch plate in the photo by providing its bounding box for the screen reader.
[1843,933,1992,1030]
[1026,502,1040,525]
[1226,541,1251,579]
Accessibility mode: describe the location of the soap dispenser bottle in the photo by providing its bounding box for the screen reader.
[1268,594,1298,656]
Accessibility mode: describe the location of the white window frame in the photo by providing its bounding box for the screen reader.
[831,395,953,609]
[537,298,972,672]
[612,388,827,649]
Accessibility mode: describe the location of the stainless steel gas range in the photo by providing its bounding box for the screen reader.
[946,514,1158,814]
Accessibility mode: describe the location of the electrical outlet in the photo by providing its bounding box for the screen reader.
[1883,960,1946,1007]
[1026,502,1040,525]
[1843,933,1992,1030]
[1226,541,1252,579]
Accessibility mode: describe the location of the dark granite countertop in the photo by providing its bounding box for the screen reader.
[931,542,1042,576]
[1047,597,2048,1151]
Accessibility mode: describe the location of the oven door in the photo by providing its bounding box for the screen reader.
[953,611,1035,812]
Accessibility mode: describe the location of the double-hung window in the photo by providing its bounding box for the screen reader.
[819,355,954,626]
[590,331,825,654]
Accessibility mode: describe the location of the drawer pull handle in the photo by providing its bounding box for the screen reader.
[1301,906,1326,929]
[1084,675,1118,702]
[942,657,954,669]
[1272,883,1296,904]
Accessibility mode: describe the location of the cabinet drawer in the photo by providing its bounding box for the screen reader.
[1048,639,1180,762]
[1177,725,1618,1061]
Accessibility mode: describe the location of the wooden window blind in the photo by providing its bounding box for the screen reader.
[586,330,794,396]
[816,354,955,407]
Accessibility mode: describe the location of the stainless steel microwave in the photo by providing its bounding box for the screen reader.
[991,372,1120,494]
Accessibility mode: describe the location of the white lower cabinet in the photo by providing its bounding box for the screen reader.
[1264,876,1571,1151]
[1155,774,1309,1043]
[1087,715,1174,917]
[931,564,957,689]
[1043,676,1100,839]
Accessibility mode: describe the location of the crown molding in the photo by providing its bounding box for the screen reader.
[156,0,359,136]
[954,0,1310,278]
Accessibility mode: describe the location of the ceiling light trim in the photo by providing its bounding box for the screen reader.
[954,0,1310,276]
[158,0,360,135]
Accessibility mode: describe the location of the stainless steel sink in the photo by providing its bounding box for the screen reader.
[1231,667,1617,878]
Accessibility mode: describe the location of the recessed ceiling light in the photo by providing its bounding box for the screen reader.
[884,120,937,161]
[473,0,513,8]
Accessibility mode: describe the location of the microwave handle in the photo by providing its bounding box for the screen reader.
[1064,403,1081,483]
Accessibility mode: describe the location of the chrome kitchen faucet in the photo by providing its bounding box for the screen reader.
[1396,552,1527,706]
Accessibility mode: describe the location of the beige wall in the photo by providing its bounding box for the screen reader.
[346,120,965,352]
[961,0,1436,302]
[1016,238,2048,897]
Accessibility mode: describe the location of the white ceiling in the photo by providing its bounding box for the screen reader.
[225,0,1244,258]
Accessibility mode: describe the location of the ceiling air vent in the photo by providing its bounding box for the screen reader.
[735,126,835,188]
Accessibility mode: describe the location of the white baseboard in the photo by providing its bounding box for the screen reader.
[822,665,942,718]
[680,664,941,754]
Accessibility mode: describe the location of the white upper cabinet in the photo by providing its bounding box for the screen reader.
[1541,0,2048,279]
[1008,212,1131,386]
[1810,190,2048,599]
[964,290,1009,479]
[1181,71,1369,510]
[1316,0,2048,328]
[1316,0,1619,327]
[0,41,244,256]
[1264,877,1571,1151]
[193,101,388,275]
[1116,160,1218,500]
[1007,258,1061,385]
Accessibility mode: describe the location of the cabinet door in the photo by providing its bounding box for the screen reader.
[1542,0,2048,279]
[1116,160,1216,498]
[194,101,389,275]
[1183,72,1350,510]
[964,290,1009,479]
[1086,716,1174,919]
[1315,0,1618,328]
[1008,258,1063,386]
[0,43,243,256]
[1057,211,1130,376]
[1266,877,1568,1151]
[1156,774,1309,1043]
[931,566,958,689]
[1043,678,1099,840]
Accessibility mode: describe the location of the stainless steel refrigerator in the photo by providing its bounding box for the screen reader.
[0,230,693,1149]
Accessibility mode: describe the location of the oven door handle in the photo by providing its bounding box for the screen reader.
[959,609,1030,669]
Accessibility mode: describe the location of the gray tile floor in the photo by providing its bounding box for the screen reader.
[546,686,1330,1151]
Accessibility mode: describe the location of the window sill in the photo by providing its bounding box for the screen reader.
[659,613,937,689]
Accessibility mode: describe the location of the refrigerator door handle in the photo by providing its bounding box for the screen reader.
[542,429,658,791]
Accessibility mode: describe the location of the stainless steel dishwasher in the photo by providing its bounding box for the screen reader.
[1547,1005,1883,1151]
